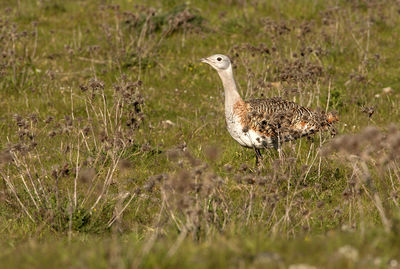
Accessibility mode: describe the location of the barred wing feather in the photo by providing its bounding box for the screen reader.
[245,97,335,141]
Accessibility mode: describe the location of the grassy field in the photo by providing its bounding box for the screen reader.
[1,0,400,268]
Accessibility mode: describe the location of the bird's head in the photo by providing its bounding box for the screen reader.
[200,54,231,72]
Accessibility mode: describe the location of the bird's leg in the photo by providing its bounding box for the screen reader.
[254,148,263,166]
[278,147,284,160]
[273,141,285,160]
[277,132,283,160]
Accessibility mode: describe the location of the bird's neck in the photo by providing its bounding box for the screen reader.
[217,66,242,112]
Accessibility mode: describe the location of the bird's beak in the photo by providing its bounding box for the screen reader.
[200,58,208,63]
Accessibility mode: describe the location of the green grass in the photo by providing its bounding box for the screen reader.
[1,0,400,268]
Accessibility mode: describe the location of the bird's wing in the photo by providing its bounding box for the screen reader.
[245,97,336,140]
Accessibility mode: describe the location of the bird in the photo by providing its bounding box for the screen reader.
[200,54,338,165]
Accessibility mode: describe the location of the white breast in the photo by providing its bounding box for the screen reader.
[225,110,273,149]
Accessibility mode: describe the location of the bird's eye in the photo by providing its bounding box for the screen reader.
[217,57,222,61]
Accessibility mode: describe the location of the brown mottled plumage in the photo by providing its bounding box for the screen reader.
[232,97,338,148]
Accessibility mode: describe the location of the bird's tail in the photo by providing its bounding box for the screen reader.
[327,111,339,124]
[325,111,339,136]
